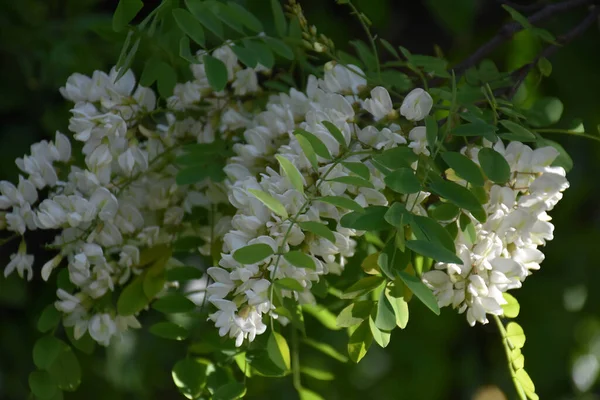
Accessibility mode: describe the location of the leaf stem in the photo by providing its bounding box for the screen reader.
[534,128,600,143]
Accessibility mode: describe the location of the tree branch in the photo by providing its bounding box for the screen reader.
[453,0,595,74]
[507,4,600,97]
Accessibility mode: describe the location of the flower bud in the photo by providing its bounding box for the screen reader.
[400,88,433,121]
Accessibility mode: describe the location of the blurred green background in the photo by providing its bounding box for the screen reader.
[1,0,599,399]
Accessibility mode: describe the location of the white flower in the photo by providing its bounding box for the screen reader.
[4,241,34,281]
[88,313,117,346]
[320,63,366,94]
[408,126,430,156]
[41,254,63,281]
[400,88,433,121]
[363,86,394,120]
[232,68,259,96]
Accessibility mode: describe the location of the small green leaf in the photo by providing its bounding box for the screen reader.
[172,358,209,399]
[248,189,288,218]
[537,57,552,77]
[150,322,189,341]
[478,147,511,184]
[33,336,63,370]
[270,0,288,37]
[179,37,199,64]
[267,331,291,371]
[156,61,177,98]
[38,304,61,333]
[501,5,532,29]
[506,322,526,349]
[379,38,400,58]
[203,55,228,92]
[429,202,460,221]
[336,301,374,328]
[384,202,408,227]
[302,338,348,363]
[262,36,294,60]
[275,155,304,194]
[300,388,326,400]
[284,251,316,270]
[29,370,58,399]
[186,0,224,38]
[300,367,334,381]
[295,134,318,170]
[526,97,563,127]
[340,206,389,231]
[385,282,409,329]
[429,177,486,222]
[329,176,374,189]
[213,382,247,400]
[375,290,396,331]
[398,272,440,315]
[173,8,206,46]
[499,120,536,143]
[452,121,498,140]
[384,168,421,194]
[48,345,81,392]
[317,195,364,213]
[441,152,485,186]
[405,240,461,265]
[321,120,347,149]
[348,319,373,363]
[117,275,149,316]
[226,2,263,32]
[294,129,332,159]
[112,0,143,32]
[275,278,305,292]
[342,162,370,180]
[410,215,456,252]
[373,147,418,169]
[502,292,520,318]
[341,276,385,299]
[515,369,537,400]
[369,316,391,348]
[166,266,204,282]
[298,221,335,243]
[303,304,340,330]
[233,243,274,264]
[153,294,196,314]
[243,39,275,69]
[231,45,257,68]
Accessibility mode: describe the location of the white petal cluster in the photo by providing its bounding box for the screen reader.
[422,141,568,326]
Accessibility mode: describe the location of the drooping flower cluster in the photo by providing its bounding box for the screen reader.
[422,141,569,325]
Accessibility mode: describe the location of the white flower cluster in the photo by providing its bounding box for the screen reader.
[422,141,569,325]
[205,63,436,346]
[0,42,270,346]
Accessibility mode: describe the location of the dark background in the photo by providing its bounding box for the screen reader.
[1,0,600,399]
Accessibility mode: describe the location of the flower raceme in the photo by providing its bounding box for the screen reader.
[0,44,568,351]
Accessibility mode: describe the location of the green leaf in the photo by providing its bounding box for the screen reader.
[186,0,224,38]
[341,276,385,299]
[150,322,189,341]
[179,37,199,64]
[144,258,167,299]
[375,290,396,331]
[172,358,209,399]
[405,240,461,265]
[275,155,304,194]
[156,61,177,98]
[231,45,258,68]
[284,251,316,270]
[48,345,81,392]
[379,38,400,58]
[384,202,408,228]
[373,147,418,170]
[294,129,332,159]
[525,97,563,127]
[38,304,61,333]
[379,70,413,91]
[117,275,149,316]
[139,57,161,87]
[270,0,288,37]
[502,292,520,318]
[350,40,377,71]
[317,196,364,213]
[153,294,196,314]
[33,336,63,370]
[340,206,389,231]
[262,36,294,60]
[213,382,247,400]
[243,39,275,69]
[385,282,409,329]
[329,176,374,189]
[321,121,347,149]
[378,238,410,279]
[410,215,456,252]
[536,138,573,172]
[112,0,143,32]
[398,272,440,315]
[441,152,485,186]
[203,55,228,92]
[452,121,498,139]
[537,57,552,77]
[369,316,391,348]
[336,301,374,328]
[226,2,263,33]
[429,202,460,221]
[267,331,291,371]
[302,338,348,362]
[29,370,58,399]
[248,189,288,218]
[300,388,326,400]
[300,367,334,381]
[173,8,206,47]
[298,221,335,243]
[342,162,370,180]
[425,116,438,152]
[478,147,511,184]
[384,168,421,194]
[209,2,245,33]
[295,134,318,170]
[515,369,538,400]
[506,322,526,349]
[275,278,305,292]
[303,304,340,330]
[233,243,274,264]
[501,5,532,29]
[166,266,204,282]
[428,177,486,222]
[499,120,536,142]
[64,329,95,355]
[348,319,373,363]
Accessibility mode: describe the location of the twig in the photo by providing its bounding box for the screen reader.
[453,0,595,74]
[507,5,600,97]
[494,0,548,13]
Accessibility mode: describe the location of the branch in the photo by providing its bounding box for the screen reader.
[494,0,548,13]
[507,4,600,97]
[453,0,595,74]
